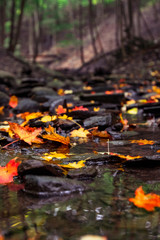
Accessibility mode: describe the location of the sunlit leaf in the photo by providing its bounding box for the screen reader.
[58,114,73,120]
[9,122,43,145]
[42,125,70,145]
[71,106,88,111]
[129,186,160,211]
[56,105,67,115]
[70,127,90,138]
[0,158,20,184]
[130,139,155,145]
[59,160,85,169]
[127,108,138,114]
[42,151,69,161]
[41,115,57,122]
[9,95,18,108]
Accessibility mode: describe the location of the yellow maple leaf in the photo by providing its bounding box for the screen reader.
[42,151,68,161]
[93,107,100,112]
[58,114,73,120]
[41,115,57,122]
[21,112,43,126]
[130,139,155,145]
[70,127,90,138]
[59,160,85,169]
[42,125,70,145]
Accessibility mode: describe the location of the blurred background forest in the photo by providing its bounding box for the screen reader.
[0,0,160,73]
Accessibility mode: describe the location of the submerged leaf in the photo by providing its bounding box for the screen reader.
[42,152,68,161]
[91,129,110,138]
[129,186,160,211]
[130,139,155,145]
[59,160,86,169]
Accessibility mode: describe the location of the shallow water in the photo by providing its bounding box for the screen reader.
[1,115,160,240]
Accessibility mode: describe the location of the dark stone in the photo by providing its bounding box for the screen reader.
[0,70,16,88]
[31,87,58,102]
[68,110,94,120]
[23,175,87,196]
[67,166,97,180]
[18,159,64,177]
[13,98,40,113]
[123,155,160,168]
[0,91,9,106]
[83,114,116,128]
[80,92,125,104]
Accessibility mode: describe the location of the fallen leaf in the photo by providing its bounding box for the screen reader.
[129,186,160,211]
[80,235,107,240]
[0,106,4,115]
[0,158,20,184]
[41,115,57,122]
[9,95,18,108]
[110,152,142,160]
[71,106,88,111]
[59,160,85,169]
[9,122,43,145]
[42,151,68,161]
[56,105,67,115]
[127,108,138,114]
[70,127,90,138]
[93,107,100,112]
[130,139,155,145]
[42,125,70,145]
[105,90,114,94]
[91,129,110,138]
[58,114,73,120]
[57,88,64,95]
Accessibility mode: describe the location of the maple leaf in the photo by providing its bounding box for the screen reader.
[56,105,67,115]
[0,106,4,115]
[0,158,20,184]
[9,95,18,108]
[129,186,160,211]
[110,152,142,160]
[71,106,88,111]
[91,128,110,138]
[58,114,73,120]
[93,107,100,112]
[70,127,90,138]
[130,139,155,145]
[42,125,70,145]
[41,115,57,123]
[42,151,68,161]
[9,122,43,145]
[59,160,86,169]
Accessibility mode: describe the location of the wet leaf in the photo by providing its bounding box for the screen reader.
[42,125,70,145]
[9,95,18,108]
[0,106,4,115]
[71,106,88,111]
[0,158,20,184]
[41,115,57,122]
[130,139,155,145]
[110,152,142,160]
[9,122,43,145]
[70,127,90,138]
[91,128,110,138]
[58,114,73,120]
[59,160,86,169]
[56,105,67,115]
[42,151,69,161]
[129,186,160,211]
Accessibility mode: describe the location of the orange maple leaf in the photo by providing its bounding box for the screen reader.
[71,106,88,111]
[0,158,20,184]
[110,152,141,160]
[56,105,67,115]
[9,95,18,108]
[130,139,155,145]
[91,129,110,138]
[42,125,70,145]
[9,122,43,145]
[129,186,160,211]
[0,106,4,115]
[70,127,90,138]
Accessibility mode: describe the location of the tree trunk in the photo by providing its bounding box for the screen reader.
[79,0,85,65]
[88,0,98,57]
[136,0,141,37]
[0,0,6,46]
[8,0,16,51]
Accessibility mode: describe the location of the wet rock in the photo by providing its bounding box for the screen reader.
[0,91,9,106]
[68,110,94,120]
[80,92,125,104]
[107,130,122,140]
[0,70,16,88]
[23,175,87,196]
[83,114,116,128]
[31,87,57,102]
[123,155,160,168]
[13,98,40,113]
[18,159,64,177]
[67,167,97,180]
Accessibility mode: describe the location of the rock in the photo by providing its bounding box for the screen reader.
[47,78,65,89]
[67,166,97,180]
[83,114,116,128]
[13,98,40,113]
[49,96,69,114]
[0,91,9,106]
[18,159,64,177]
[123,155,160,168]
[23,175,87,196]
[0,70,16,88]
[31,87,57,102]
